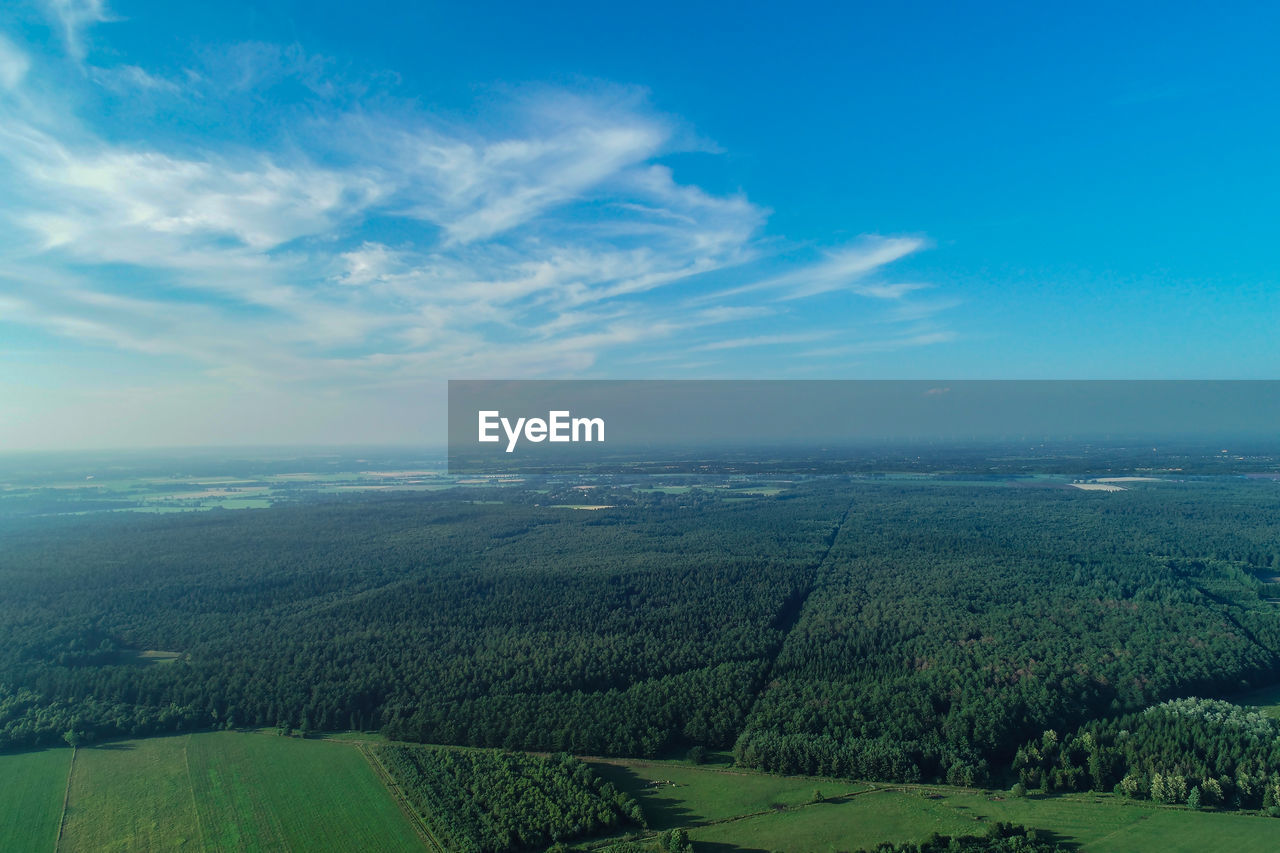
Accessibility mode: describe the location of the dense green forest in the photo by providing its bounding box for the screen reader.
[1012,697,1280,811]
[372,746,640,851]
[0,486,843,753]
[733,481,1280,784]
[2,474,1280,794]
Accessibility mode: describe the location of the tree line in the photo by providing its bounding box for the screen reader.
[1012,697,1280,813]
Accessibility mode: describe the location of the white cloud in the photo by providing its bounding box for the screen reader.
[1,121,388,304]
[0,87,771,385]
[0,30,957,448]
[706,236,927,303]
[44,0,112,60]
[799,330,957,358]
[0,34,29,90]
[693,331,835,352]
[381,114,670,244]
[89,64,182,94]
[883,298,962,323]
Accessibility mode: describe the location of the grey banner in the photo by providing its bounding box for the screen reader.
[447,380,1280,474]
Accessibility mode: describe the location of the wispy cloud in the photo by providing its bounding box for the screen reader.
[0,34,29,89]
[0,15,958,446]
[0,81,767,381]
[798,330,957,359]
[692,331,835,352]
[43,0,112,60]
[781,239,929,300]
[703,236,928,303]
[89,64,182,94]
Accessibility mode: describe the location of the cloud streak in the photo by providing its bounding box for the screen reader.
[0,17,957,447]
[44,0,111,60]
[0,35,29,89]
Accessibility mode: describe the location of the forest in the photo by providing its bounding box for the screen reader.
[2,471,1280,798]
[0,485,843,753]
[732,480,1280,784]
[1012,697,1280,811]
[371,746,641,851]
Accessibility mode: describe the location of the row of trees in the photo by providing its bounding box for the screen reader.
[860,822,1065,853]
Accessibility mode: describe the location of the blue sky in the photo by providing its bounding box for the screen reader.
[1,1,1277,448]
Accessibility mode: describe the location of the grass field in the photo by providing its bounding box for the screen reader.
[56,733,424,852]
[0,748,71,852]
[944,789,1279,853]
[688,791,975,852]
[591,760,869,827]
[61,737,204,852]
[589,759,1280,852]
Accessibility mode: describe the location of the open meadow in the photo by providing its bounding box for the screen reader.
[589,758,1280,853]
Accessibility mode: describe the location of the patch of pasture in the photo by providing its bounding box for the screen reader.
[587,758,1280,853]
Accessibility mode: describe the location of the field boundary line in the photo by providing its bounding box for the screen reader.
[182,736,209,852]
[54,746,75,853]
[357,742,444,853]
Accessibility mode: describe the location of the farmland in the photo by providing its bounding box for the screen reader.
[0,748,69,852]
[55,733,423,852]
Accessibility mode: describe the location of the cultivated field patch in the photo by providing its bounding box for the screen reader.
[54,733,423,852]
[60,736,203,852]
[0,748,70,852]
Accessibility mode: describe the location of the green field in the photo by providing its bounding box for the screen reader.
[61,737,204,852]
[589,761,967,851]
[688,790,974,852]
[941,789,1279,853]
[56,733,424,852]
[591,760,869,827]
[0,749,71,852]
[589,759,1280,853]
